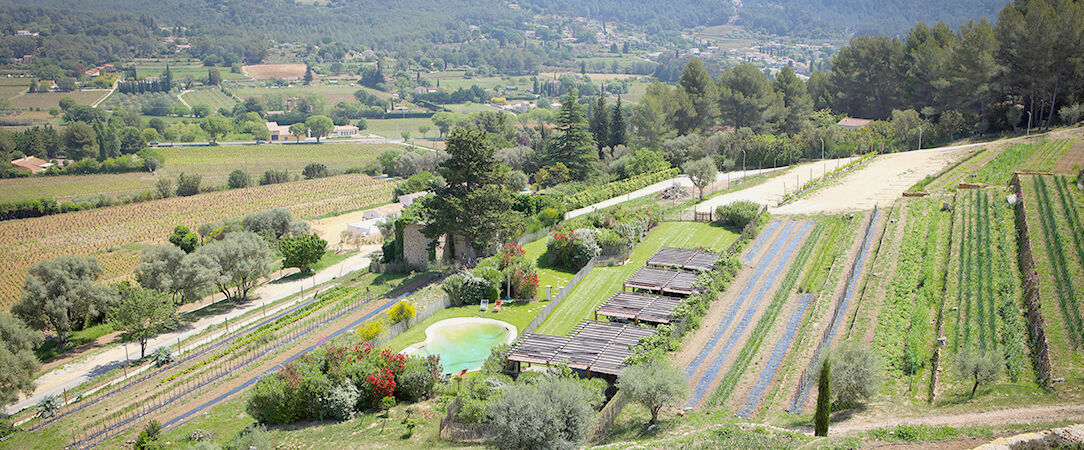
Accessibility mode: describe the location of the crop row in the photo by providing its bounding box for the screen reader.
[709,222,824,408]
[944,190,1030,384]
[1030,176,1084,347]
[1022,140,1073,172]
[563,168,680,210]
[973,142,1039,185]
[0,174,395,308]
[1050,176,1084,278]
[873,199,946,381]
[913,147,989,192]
[797,218,847,293]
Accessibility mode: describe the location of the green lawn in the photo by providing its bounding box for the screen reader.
[231,82,359,104]
[522,235,575,300]
[0,142,391,203]
[364,117,436,139]
[535,221,739,336]
[383,301,548,353]
[133,61,248,81]
[35,322,115,361]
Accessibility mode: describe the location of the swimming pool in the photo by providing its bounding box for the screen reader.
[403,317,517,375]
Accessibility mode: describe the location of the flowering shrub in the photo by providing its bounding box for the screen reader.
[443,242,541,302]
[246,341,439,424]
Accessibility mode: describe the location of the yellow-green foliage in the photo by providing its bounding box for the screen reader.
[388,300,417,324]
[357,319,385,342]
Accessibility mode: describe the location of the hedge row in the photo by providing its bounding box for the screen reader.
[563,168,680,210]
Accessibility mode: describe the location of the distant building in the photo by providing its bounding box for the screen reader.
[398,191,429,207]
[15,30,37,36]
[265,121,297,141]
[413,86,438,94]
[10,156,54,174]
[837,118,873,130]
[84,68,100,77]
[331,124,358,138]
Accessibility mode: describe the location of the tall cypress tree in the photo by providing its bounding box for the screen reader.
[609,97,627,149]
[815,358,831,437]
[589,95,609,155]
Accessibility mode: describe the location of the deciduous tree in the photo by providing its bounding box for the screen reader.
[306,115,334,143]
[280,233,327,273]
[683,156,717,200]
[110,288,177,358]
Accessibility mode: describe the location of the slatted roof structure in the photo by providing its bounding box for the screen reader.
[646,247,720,272]
[623,267,702,296]
[506,321,656,376]
[594,291,684,325]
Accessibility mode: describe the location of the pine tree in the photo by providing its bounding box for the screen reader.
[609,97,627,148]
[304,64,314,84]
[815,358,831,437]
[676,58,717,134]
[589,96,610,154]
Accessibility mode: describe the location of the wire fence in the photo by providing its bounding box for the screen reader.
[789,207,880,413]
[519,256,598,337]
[72,289,381,448]
[373,295,451,347]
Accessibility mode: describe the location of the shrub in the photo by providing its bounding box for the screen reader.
[357,319,385,342]
[151,347,176,367]
[36,395,61,418]
[303,162,330,179]
[488,377,594,450]
[956,349,1001,398]
[134,419,164,450]
[546,228,601,271]
[230,425,272,450]
[175,172,202,197]
[396,355,441,402]
[259,169,291,185]
[227,169,250,189]
[828,343,879,409]
[538,207,561,227]
[318,382,359,421]
[715,200,761,228]
[388,300,417,324]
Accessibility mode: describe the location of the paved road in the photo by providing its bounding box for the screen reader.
[5,247,380,416]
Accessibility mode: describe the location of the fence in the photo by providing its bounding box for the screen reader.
[1010,174,1054,388]
[516,226,553,247]
[589,390,628,441]
[519,256,598,337]
[439,397,495,443]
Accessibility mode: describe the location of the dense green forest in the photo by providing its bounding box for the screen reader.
[738,0,1005,37]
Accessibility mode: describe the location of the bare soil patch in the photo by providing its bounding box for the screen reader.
[243,63,308,80]
[1053,138,1084,173]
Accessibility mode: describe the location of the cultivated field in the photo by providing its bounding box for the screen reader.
[8,89,111,110]
[179,86,237,110]
[0,142,391,203]
[0,77,30,100]
[0,174,395,308]
[230,82,357,105]
[242,63,308,80]
[133,60,248,80]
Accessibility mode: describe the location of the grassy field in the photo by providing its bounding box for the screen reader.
[180,86,237,110]
[0,174,395,308]
[0,142,391,203]
[536,221,739,336]
[0,77,30,100]
[364,117,435,139]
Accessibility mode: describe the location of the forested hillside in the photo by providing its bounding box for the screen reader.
[738,0,1006,37]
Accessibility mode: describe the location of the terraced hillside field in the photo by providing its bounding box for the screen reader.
[0,174,395,308]
[1019,174,1084,381]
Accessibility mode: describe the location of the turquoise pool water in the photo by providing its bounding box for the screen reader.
[410,319,516,375]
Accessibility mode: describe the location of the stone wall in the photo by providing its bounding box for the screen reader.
[402,223,477,269]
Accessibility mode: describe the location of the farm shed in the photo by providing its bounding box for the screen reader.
[594,291,683,325]
[646,247,720,272]
[506,321,656,378]
[623,267,701,297]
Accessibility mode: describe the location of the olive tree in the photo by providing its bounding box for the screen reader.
[956,349,1001,398]
[193,231,270,301]
[0,313,43,407]
[683,156,717,200]
[13,256,118,344]
[110,288,177,358]
[616,358,686,425]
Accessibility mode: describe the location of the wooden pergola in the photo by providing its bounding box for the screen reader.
[623,267,701,297]
[594,291,683,325]
[646,247,720,272]
[506,321,657,377]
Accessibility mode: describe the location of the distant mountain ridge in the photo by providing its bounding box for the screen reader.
[737,0,1005,37]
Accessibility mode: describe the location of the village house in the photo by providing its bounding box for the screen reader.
[10,156,54,174]
[837,117,873,130]
[265,121,298,141]
[331,124,359,138]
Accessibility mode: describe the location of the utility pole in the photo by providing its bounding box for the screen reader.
[1026,111,1033,136]
[820,138,825,161]
[741,148,747,173]
[918,127,923,151]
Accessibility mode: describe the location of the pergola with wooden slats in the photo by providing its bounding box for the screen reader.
[594,291,684,325]
[506,321,657,377]
[623,266,702,296]
[646,247,720,272]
